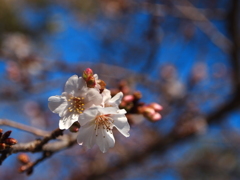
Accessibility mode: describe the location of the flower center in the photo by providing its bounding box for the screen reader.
[94,114,113,137]
[67,96,84,114]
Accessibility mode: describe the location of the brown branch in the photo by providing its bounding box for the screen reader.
[15,132,77,175]
[0,151,9,165]
[0,127,76,166]
[33,128,64,152]
[11,131,76,154]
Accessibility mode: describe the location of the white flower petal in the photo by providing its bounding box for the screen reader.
[101,89,111,106]
[77,122,96,149]
[84,88,103,109]
[64,75,79,94]
[112,114,130,137]
[48,95,68,117]
[96,129,115,153]
[78,107,99,126]
[98,107,119,115]
[117,109,127,114]
[64,75,88,96]
[75,77,88,96]
[109,92,123,106]
[59,114,79,130]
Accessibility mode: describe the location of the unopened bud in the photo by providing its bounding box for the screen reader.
[0,143,6,150]
[19,166,26,173]
[2,131,12,141]
[86,76,96,88]
[5,138,17,145]
[83,68,93,80]
[97,79,106,91]
[133,91,142,100]
[149,113,162,122]
[149,103,163,112]
[69,122,80,133]
[142,107,155,116]
[123,95,134,102]
[18,153,30,164]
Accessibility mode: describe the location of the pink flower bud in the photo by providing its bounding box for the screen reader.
[86,76,96,88]
[142,107,155,116]
[123,95,134,102]
[151,113,162,121]
[83,68,93,80]
[149,103,163,112]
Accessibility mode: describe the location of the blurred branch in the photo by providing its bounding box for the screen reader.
[227,0,240,88]
[11,130,76,154]
[142,1,162,72]
[32,128,64,152]
[0,119,50,137]
[174,0,232,53]
[141,2,226,21]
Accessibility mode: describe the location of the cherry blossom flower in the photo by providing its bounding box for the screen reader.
[101,89,123,108]
[48,75,103,129]
[77,105,130,153]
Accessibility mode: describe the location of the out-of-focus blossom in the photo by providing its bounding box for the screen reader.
[191,62,207,84]
[24,101,46,128]
[6,61,21,82]
[2,33,32,59]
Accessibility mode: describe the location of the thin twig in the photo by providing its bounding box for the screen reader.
[141,2,226,21]
[20,151,53,175]
[174,0,232,53]
[0,119,50,137]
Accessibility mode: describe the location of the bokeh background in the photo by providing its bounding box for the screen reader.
[0,0,240,179]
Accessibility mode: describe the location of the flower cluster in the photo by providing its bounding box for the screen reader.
[48,68,130,153]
